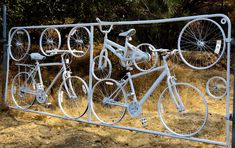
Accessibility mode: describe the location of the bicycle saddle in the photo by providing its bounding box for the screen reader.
[119,29,136,37]
[30,53,46,60]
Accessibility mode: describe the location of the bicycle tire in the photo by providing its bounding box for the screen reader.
[206,76,226,99]
[92,55,112,81]
[133,43,158,71]
[158,83,208,137]
[39,27,61,56]
[9,28,31,61]
[178,18,226,70]
[58,76,89,119]
[67,26,90,58]
[91,79,127,124]
[11,72,36,109]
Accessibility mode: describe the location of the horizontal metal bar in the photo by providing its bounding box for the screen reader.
[15,63,34,67]
[9,106,227,147]
[38,63,63,67]
[10,14,227,30]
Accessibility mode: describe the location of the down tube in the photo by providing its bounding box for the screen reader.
[139,69,168,106]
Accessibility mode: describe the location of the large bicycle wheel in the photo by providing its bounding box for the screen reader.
[67,27,90,58]
[11,72,36,109]
[133,43,158,71]
[58,76,88,119]
[158,83,208,137]
[9,29,31,61]
[92,79,127,124]
[92,55,112,81]
[178,18,226,70]
[206,76,226,99]
[39,28,61,56]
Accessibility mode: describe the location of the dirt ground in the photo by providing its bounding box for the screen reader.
[0,108,229,148]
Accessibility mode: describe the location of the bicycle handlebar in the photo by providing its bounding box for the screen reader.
[96,17,113,34]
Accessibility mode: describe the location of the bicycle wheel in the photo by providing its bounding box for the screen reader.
[92,55,112,81]
[92,79,127,124]
[133,43,158,71]
[9,28,31,61]
[178,18,226,70]
[39,28,61,56]
[158,83,208,137]
[67,27,90,58]
[58,76,88,119]
[206,76,226,99]
[11,72,36,109]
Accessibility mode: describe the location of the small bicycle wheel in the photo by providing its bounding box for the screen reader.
[133,43,158,71]
[67,27,90,57]
[92,55,112,81]
[11,72,36,109]
[206,76,226,99]
[39,28,61,56]
[92,79,127,124]
[58,76,88,119]
[158,83,208,137]
[9,28,31,61]
[178,18,226,70]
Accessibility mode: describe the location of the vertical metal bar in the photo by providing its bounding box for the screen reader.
[1,4,8,109]
[87,26,94,122]
[224,16,232,148]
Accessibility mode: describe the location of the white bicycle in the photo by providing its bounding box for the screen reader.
[92,18,158,80]
[92,49,208,137]
[11,52,89,119]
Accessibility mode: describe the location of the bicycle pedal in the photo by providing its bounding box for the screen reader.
[45,102,52,108]
[140,117,147,126]
[126,67,133,71]
[127,92,135,97]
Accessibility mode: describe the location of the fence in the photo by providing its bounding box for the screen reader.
[2,13,233,147]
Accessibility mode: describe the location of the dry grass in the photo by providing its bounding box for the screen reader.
[1,45,233,147]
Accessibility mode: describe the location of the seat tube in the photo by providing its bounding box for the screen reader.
[127,72,137,101]
[36,61,44,86]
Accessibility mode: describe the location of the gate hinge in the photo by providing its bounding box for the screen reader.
[228,114,234,121]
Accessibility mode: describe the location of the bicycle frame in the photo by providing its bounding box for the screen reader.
[108,55,185,111]
[20,54,77,99]
[97,31,148,69]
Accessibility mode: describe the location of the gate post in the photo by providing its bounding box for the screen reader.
[232,40,235,147]
[1,1,8,110]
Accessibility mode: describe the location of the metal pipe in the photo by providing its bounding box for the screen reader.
[10,14,228,30]
[2,4,8,109]
[87,26,94,122]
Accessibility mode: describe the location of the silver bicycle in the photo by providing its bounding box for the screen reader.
[92,18,158,80]
[91,49,208,137]
[11,52,89,119]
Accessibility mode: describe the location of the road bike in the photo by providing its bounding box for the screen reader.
[11,51,89,119]
[91,49,208,137]
[92,18,158,80]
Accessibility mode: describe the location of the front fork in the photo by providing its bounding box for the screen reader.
[98,48,108,69]
[167,76,185,112]
[62,71,77,99]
